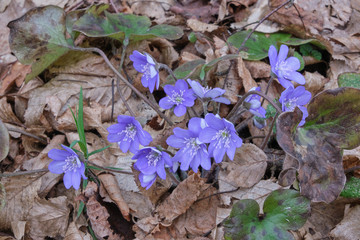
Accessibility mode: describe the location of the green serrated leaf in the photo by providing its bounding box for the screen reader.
[227,31,291,60]
[224,189,310,240]
[311,50,322,60]
[338,72,360,89]
[293,51,305,71]
[276,87,360,203]
[0,120,9,162]
[73,4,183,42]
[340,177,360,198]
[7,6,74,82]
[265,102,278,119]
[299,44,313,56]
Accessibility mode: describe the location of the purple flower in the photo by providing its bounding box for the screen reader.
[279,86,312,126]
[187,79,230,104]
[159,79,196,117]
[48,145,87,190]
[268,45,305,88]
[244,87,266,118]
[129,50,159,93]
[107,115,153,154]
[133,147,173,190]
[199,114,243,163]
[167,117,211,172]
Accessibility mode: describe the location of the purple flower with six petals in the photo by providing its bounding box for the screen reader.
[159,79,196,117]
[166,117,211,172]
[107,115,153,154]
[187,79,230,104]
[129,50,159,93]
[279,86,312,126]
[133,147,173,189]
[244,87,266,118]
[199,113,243,163]
[268,45,305,88]
[48,145,87,190]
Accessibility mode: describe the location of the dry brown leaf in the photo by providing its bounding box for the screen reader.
[0,61,30,94]
[302,71,328,95]
[120,191,154,219]
[187,18,219,33]
[244,60,271,79]
[10,221,26,240]
[98,173,130,221]
[219,179,282,206]
[219,143,267,189]
[237,57,257,93]
[330,204,360,239]
[0,174,42,231]
[27,196,70,239]
[84,182,122,239]
[65,222,92,240]
[130,1,167,24]
[172,185,219,237]
[156,173,206,226]
[0,97,22,125]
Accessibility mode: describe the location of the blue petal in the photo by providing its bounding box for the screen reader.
[163,84,176,95]
[159,97,174,109]
[198,127,217,143]
[198,146,211,170]
[72,170,81,190]
[63,171,73,189]
[48,160,66,174]
[188,117,204,136]
[120,140,131,153]
[107,123,126,134]
[174,105,187,117]
[205,113,225,130]
[136,128,153,146]
[278,77,293,89]
[268,45,278,69]
[285,57,301,71]
[107,132,125,143]
[286,71,305,85]
[212,97,231,104]
[61,145,78,156]
[175,79,188,90]
[166,134,186,148]
[213,145,226,163]
[205,88,225,99]
[117,115,134,124]
[277,45,289,63]
[156,160,166,179]
[187,79,204,98]
[48,149,71,161]
[226,142,236,161]
[129,138,140,154]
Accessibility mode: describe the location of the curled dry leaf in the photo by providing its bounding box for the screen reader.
[0,97,22,125]
[278,154,299,187]
[187,18,219,33]
[156,173,206,226]
[84,182,122,240]
[0,61,30,95]
[330,205,360,239]
[302,71,328,96]
[244,60,271,79]
[237,57,257,93]
[0,174,42,231]
[220,143,267,189]
[98,173,130,221]
[27,196,69,239]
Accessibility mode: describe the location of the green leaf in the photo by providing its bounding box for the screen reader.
[338,72,360,89]
[0,120,9,161]
[173,59,205,79]
[7,6,73,82]
[293,51,305,71]
[299,44,312,56]
[224,189,310,240]
[188,32,197,43]
[69,140,80,148]
[88,145,111,157]
[311,50,322,61]
[340,177,360,198]
[76,201,85,219]
[227,31,291,60]
[200,54,239,80]
[73,4,183,42]
[276,88,360,203]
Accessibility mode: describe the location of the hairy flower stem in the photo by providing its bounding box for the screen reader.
[227,90,282,122]
[158,63,177,82]
[68,46,174,126]
[260,112,278,150]
[202,101,208,115]
[166,169,180,186]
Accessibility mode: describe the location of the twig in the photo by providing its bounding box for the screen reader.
[111,79,115,122]
[158,63,177,81]
[195,187,240,203]
[166,169,180,185]
[7,127,47,144]
[68,46,174,126]
[87,160,133,175]
[260,112,278,150]
[0,169,48,177]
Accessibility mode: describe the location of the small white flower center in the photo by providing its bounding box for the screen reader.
[212,128,231,148]
[284,98,298,111]
[146,151,161,166]
[184,137,200,157]
[63,155,81,172]
[119,123,137,142]
[169,90,185,105]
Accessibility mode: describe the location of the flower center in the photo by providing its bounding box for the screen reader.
[212,128,231,148]
[146,151,161,166]
[284,97,298,111]
[169,90,185,105]
[63,155,81,172]
[184,137,200,157]
[119,123,137,141]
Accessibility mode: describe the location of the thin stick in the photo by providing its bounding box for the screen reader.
[195,187,240,203]
[68,46,174,126]
[158,63,177,81]
[260,112,278,150]
[111,79,115,122]
[166,169,180,185]
[0,169,48,177]
[7,127,47,144]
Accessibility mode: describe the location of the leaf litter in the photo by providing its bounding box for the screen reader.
[1,0,360,239]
